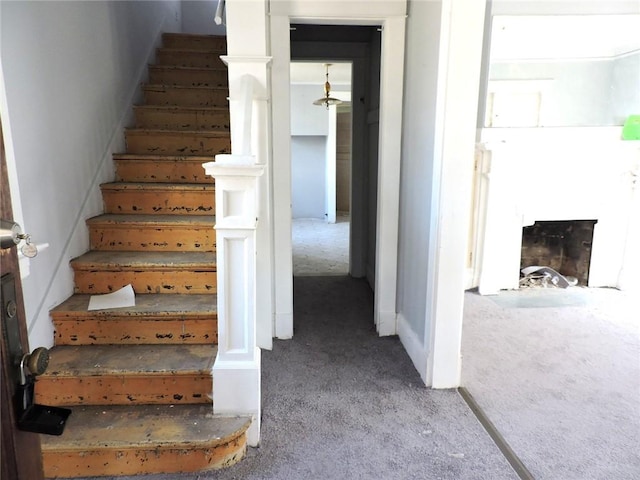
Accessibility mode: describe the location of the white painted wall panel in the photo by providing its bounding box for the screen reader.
[291,136,327,219]
[0,1,181,349]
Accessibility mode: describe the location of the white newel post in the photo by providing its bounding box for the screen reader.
[203,156,264,447]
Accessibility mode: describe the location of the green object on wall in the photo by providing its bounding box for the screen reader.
[622,115,640,140]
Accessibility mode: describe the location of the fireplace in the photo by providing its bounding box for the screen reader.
[521,220,597,286]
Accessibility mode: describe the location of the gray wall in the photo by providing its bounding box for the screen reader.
[0,1,181,348]
[291,137,327,219]
[181,0,226,35]
[396,0,442,343]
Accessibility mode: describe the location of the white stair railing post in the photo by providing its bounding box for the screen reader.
[203,74,264,446]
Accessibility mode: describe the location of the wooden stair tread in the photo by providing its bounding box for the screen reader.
[134,105,229,113]
[125,128,230,137]
[86,213,215,226]
[44,344,215,377]
[100,182,214,190]
[143,84,229,92]
[40,405,249,450]
[113,153,216,161]
[149,65,228,73]
[70,250,216,269]
[51,293,216,318]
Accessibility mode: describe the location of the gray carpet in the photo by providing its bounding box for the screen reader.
[462,287,640,480]
[66,276,517,480]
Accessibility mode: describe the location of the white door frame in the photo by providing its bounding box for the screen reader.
[269,2,407,338]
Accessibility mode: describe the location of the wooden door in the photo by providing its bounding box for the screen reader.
[0,122,44,479]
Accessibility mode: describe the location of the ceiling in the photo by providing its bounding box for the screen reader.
[290,62,352,86]
[491,15,640,61]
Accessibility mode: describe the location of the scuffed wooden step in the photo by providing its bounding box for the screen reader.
[125,128,231,156]
[35,344,215,406]
[41,405,248,477]
[162,32,227,52]
[143,84,229,108]
[149,65,227,87]
[101,182,214,216]
[70,251,216,295]
[51,294,217,345]
[87,214,216,252]
[114,154,215,184]
[157,48,226,68]
[134,105,229,131]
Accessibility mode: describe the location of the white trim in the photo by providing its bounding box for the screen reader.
[426,0,487,388]
[270,2,408,340]
[397,313,428,383]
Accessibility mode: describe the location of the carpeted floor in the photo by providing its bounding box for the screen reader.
[292,217,349,276]
[462,287,640,480]
[73,276,517,480]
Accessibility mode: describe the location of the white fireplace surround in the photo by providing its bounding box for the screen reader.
[471,127,640,294]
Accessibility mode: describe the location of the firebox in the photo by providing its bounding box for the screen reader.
[520,220,598,286]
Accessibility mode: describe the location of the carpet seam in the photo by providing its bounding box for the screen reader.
[458,387,535,480]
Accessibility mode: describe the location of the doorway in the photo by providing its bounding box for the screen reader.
[290,60,352,277]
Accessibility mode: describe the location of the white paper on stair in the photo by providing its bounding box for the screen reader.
[87,284,136,311]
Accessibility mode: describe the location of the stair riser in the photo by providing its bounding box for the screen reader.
[72,271,216,295]
[135,109,229,131]
[162,34,227,52]
[115,159,214,183]
[53,318,217,345]
[125,131,231,156]
[102,189,214,215]
[149,68,227,87]
[144,87,228,107]
[89,225,215,252]
[35,375,212,406]
[43,436,245,478]
[157,50,226,69]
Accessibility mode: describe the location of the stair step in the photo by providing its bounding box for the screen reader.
[143,84,229,108]
[162,32,227,52]
[51,294,217,345]
[157,48,226,68]
[71,251,216,295]
[149,65,227,87]
[134,105,229,131]
[35,344,215,406]
[41,405,248,477]
[87,214,216,252]
[114,153,215,183]
[101,182,214,216]
[125,128,230,156]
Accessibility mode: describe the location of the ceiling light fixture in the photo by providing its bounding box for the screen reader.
[313,63,343,109]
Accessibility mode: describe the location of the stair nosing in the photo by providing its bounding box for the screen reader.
[87,214,216,226]
[113,153,216,161]
[51,293,217,318]
[100,182,214,189]
[158,47,226,55]
[143,83,229,92]
[70,251,217,269]
[148,65,228,73]
[125,127,230,136]
[133,105,230,113]
[40,405,249,451]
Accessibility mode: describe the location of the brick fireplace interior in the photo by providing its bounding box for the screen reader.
[520,220,598,286]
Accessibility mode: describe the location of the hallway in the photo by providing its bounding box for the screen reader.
[73,276,515,480]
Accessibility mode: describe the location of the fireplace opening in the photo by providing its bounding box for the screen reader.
[520,220,597,286]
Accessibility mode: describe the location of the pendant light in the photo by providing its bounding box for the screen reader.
[313,64,343,109]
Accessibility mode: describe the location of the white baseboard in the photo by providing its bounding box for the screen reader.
[397,313,429,385]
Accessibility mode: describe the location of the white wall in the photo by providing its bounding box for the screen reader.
[0,1,181,349]
[291,137,327,219]
[181,0,226,35]
[290,84,329,219]
[396,0,442,370]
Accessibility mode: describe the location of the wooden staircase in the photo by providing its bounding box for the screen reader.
[37,33,250,478]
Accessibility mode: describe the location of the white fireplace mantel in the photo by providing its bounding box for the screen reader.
[471,127,640,294]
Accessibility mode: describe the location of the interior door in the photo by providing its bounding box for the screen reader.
[0,122,44,479]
